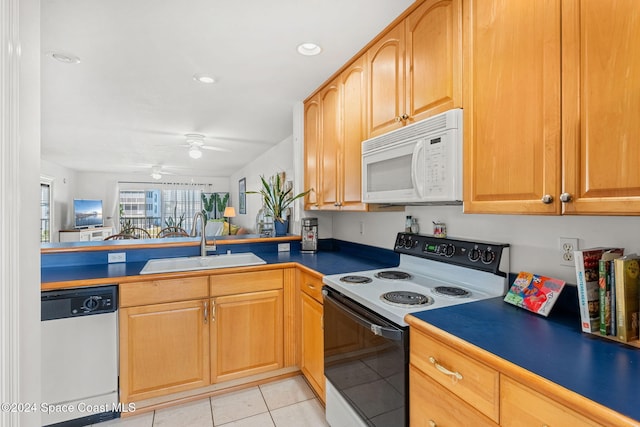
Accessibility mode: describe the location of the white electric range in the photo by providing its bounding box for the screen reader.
[321,232,510,427]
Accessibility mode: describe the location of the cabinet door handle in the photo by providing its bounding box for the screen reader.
[211,300,216,322]
[429,356,463,381]
[428,420,437,427]
[541,194,554,204]
[203,301,208,324]
[560,192,573,203]
[400,113,409,121]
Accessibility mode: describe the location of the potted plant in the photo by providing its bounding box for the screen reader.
[248,173,311,236]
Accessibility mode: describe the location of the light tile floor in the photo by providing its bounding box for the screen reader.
[95,376,329,427]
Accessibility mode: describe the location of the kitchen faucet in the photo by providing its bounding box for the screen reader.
[191,211,216,256]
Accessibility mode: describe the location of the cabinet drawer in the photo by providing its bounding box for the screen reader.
[120,276,209,307]
[210,269,283,297]
[501,376,600,427]
[410,329,499,422]
[299,270,323,302]
[410,365,498,427]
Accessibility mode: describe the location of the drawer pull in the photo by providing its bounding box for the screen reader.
[429,356,463,381]
[429,420,437,427]
[307,283,316,289]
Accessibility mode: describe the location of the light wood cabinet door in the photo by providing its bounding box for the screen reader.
[318,80,341,210]
[210,290,284,383]
[501,375,600,427]
[463,0,562,214]
[119,299,210,403]
[300,292,324,402]
[410,365,498,427]
[340,56,368,211]
[303,95,320,209]
[367,22,405,138]
[405,0,462,124]
[561,0,640,214]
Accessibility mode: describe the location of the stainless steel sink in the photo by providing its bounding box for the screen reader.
[140,252,267,274]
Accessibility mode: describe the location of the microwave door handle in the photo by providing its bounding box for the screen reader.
[411,139,426,198]
[326,293,403,341]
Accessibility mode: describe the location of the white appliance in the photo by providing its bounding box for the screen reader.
[41,285,119,426]
[322,232,509,427]
[362,108,462,204]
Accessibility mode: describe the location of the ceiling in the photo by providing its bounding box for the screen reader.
[41,0,414,179]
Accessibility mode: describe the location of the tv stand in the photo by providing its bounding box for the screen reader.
[59,226,113,242]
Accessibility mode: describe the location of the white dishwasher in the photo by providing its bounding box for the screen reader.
[41,285,119,426]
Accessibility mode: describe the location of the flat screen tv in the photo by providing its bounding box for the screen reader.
[74,199,104,229]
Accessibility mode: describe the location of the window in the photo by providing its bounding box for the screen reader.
[118,187,210,235]
[40,177,54,242]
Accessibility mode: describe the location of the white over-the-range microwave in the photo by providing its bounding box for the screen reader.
[362,108,462,204]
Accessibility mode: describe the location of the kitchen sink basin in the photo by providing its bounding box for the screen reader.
[140,252,267,274]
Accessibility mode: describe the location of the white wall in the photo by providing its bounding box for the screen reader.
[229,136,298,233]
[331,206,640,284]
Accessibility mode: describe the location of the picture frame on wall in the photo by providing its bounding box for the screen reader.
[239,178,246,214]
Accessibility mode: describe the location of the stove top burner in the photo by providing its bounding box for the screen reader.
[381,291,433,307]
[375,270,413,280]
[432,286,471,298]
[339,275,373,284]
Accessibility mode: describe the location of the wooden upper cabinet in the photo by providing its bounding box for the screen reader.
[464,0,640,215]
[318,80,341,209]
[303,96,320,209]
[405,0,462,124]
[340,56,368,211]
[367,23,405,138]
[561,0,640,214]
[367,0,462,138]
[463,0,562,214]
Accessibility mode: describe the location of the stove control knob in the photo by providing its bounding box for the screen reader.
[444,244,455,257]
[468,247,481,262]
[404,239,414,249]
[481,248,496,264]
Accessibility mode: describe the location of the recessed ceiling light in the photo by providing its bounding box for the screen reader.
[193,73,216,84]
[297,42,322,56]
[47,51,81,64]
[151,172,162,180]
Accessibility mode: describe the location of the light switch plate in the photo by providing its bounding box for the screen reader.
[278,243,290,252]
[108,252,126,263]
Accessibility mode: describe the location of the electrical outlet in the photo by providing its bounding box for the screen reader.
[108,252,126,263]
[558,237,578,266]
[278,243,290,252]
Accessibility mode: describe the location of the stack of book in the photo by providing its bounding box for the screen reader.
[575,248,640,343]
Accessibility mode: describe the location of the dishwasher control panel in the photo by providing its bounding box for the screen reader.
[42,285,117,321]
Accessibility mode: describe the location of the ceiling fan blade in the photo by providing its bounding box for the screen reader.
[201,145,231,152]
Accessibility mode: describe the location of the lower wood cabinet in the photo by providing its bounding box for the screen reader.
[119,299,210,403]
[119,268,289,404]
[210,289,284,383]
[300,273,325,401]
[500,376,599,427]
[408,316,638,427]
[410,365,498,427]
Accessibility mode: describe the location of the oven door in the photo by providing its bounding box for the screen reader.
[323,286,408,427]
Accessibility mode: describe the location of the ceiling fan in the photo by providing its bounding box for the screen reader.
[180,134,231,159]
[150,165,176,180]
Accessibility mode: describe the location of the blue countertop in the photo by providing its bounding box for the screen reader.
[41,239,399,284]
[410,297,640,422]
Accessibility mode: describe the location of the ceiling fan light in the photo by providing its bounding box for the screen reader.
[189,146,203,159]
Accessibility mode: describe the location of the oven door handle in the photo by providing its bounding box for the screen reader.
[326,293,403,341]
